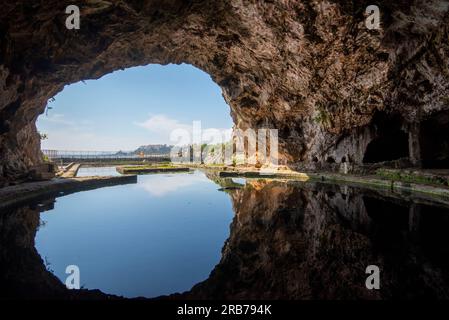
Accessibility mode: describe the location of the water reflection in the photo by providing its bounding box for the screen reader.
[1,173,449,299]
[186,179,449,299]
[139,172,205,197]
[76,166,121,177]
[34,171,234,298]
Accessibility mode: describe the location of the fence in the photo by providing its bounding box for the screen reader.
[42,149,171,163]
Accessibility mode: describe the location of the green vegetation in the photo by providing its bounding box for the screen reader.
[131,166,172,170]
[120,163,179,170]
[313,107,332,127]
[117,163,190,174]
[39,132,48,140]
[376,168,449,187]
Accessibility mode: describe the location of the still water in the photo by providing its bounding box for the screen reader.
[36,170,234,298]
[75,166,121,177]
[1,169,449,299]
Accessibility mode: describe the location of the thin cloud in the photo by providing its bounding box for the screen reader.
[135,114,232,144]
[39,114,75,126]
[139,174,206,197]
[135,114,191,133]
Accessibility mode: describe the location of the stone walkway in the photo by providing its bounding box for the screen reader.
[58,163,81,178]
[0,175,137,210]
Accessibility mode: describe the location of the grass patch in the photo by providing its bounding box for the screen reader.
[117,163,190,174]
[376,168,449,187]
[121,162,177,170]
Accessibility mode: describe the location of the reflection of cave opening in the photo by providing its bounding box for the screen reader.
[420,111,449,169]
[363,114,409,164]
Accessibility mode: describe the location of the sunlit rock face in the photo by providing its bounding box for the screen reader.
[1,1,449,184]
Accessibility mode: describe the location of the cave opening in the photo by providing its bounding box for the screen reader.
[420,111,449,169]
[326,156,336,164]
[363,133,409,164]
[363,114,409,164]
[36,64,233,159]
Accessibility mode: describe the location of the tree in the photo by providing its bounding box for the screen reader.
[39,132,48,140]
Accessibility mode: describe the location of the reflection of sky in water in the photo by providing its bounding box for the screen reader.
[35,170,234,298]
[231,178,246,185]
[76,166,121,177]
[139,172,206,197]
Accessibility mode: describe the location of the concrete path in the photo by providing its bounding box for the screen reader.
[0,175,137,210]
[59,163,81,178]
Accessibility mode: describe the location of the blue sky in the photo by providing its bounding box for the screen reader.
[37,64,233,151]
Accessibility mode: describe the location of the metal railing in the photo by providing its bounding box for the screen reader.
[42,149,171,163]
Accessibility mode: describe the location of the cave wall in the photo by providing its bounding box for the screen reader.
[1,0,449,184]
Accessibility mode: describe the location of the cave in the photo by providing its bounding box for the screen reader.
[363,114,409,164]
[326,156,336,164]
[0,1,449,184]
[363,131,409,164]
[420,111,449,169]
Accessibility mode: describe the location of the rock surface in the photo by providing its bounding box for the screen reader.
[1,0,449,185]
